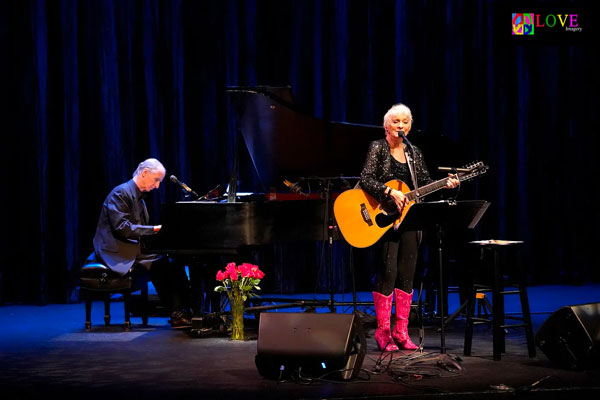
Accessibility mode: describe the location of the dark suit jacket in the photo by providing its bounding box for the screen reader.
[93,179,156,274]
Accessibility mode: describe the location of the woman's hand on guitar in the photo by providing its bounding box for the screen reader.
[446,174,460,189]
[389,189,408,211]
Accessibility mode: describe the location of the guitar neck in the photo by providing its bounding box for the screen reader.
[405,177,451,202]
[401,163,485,202]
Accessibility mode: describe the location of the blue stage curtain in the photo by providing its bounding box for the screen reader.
[0,0,597,303]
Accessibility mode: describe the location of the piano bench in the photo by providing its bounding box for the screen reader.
[80,255,149,332]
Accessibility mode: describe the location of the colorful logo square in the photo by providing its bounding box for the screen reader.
[512,13,535,35]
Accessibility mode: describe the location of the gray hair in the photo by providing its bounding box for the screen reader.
[133,158,165,178]
[383,103,413,127]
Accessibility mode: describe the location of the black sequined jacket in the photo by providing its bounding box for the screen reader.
[359,138,433,202]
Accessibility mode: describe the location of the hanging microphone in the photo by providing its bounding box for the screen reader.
[170,175,199,198]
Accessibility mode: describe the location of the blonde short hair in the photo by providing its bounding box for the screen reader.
[383,103,413,127]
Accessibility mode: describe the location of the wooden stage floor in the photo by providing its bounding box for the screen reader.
[1,285,599,399]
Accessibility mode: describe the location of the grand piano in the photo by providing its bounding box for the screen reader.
[141,86,384,255]
[140,86,386,319]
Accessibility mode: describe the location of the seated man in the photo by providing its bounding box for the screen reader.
[93,158,191,328]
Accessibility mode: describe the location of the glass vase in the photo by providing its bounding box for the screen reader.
[230,295,245,341]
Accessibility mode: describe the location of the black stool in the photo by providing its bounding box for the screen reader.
[80,253,149,331]
[463,240,536,360]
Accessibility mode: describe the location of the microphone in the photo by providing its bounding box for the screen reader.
[170,175,199,198]
[283,179,308,196]
[398,131,414,149]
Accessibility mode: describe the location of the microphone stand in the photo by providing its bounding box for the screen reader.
[398,132,429,353]
[300,175,361,313]
[399,133,468,368]
[303,176,337,312]
[324,178,336,312]
[398,132,417,172]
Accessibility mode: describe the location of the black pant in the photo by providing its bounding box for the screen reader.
[146,255,190,314]
[374,230,420,295]
[186,255,223,316]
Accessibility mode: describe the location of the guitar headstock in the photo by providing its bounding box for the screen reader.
[457,161,489,182]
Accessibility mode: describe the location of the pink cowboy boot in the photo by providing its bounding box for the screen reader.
[372,291,399,352]
[392,288,418,350]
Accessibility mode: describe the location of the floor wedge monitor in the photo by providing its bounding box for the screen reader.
[535,302,600,370]
[255,312,366,380]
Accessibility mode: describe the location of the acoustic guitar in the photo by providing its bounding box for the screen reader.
[333,162,488,248]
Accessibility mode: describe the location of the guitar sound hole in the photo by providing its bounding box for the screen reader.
[381,198,397,215]
[375,212,397,228]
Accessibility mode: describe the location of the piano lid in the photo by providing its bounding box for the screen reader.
[227,86,382,193]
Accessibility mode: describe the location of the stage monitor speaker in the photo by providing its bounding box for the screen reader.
[255,312,366,380]
[535,302,600,370]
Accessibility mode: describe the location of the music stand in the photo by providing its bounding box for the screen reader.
[399,200,490,354]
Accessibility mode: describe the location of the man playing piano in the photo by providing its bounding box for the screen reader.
[93,158,192,328]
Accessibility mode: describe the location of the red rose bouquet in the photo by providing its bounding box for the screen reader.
[215,262,265,340]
